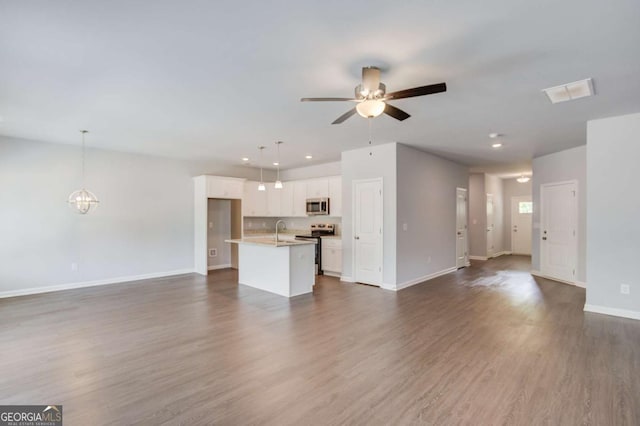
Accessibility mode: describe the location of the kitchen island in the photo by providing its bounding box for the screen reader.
[225,237,315,297]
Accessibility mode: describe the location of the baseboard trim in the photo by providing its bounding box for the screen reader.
[584,304,640,321]
[0,269,195,299]
[469,256,488,261]
[383,267,458,291]
[530,270,585,288]
[340,275,355,283]
[323,271,341,278]
[208,264,232,271]
[492,251,512,258]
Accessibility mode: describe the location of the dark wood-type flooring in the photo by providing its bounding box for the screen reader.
[1,256,638,425]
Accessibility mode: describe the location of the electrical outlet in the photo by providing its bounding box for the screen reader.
[262,222,267,228]
[209,248,217,257]
[209,222,213,229]
[427,256,432,264]
[402,223,408,231]
[620,284,630,295]
[71,262,78,272]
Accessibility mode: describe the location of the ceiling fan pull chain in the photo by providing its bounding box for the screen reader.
[368,118,373,156]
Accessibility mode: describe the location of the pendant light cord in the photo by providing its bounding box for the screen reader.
[81,130,88,188]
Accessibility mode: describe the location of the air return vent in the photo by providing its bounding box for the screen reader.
[542,78,594,104]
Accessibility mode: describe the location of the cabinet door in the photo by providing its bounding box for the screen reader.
[328,176,342,217]
[207,177,243,199]
[243,181,267,216]
[321,247,342,273]
[306,178,329,198]
[293,181,307,217]
[224,180,244,199]
[242,181,257,216]
[280,183,294,217]
[267,185,281,217]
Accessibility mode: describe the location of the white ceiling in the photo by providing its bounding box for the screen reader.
[1,0,639,171]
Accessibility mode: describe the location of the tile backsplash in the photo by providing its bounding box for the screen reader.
[243,216,342,235]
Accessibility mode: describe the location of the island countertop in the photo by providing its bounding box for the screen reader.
[225,238,315,247]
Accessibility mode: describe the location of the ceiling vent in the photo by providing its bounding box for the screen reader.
[542,78,594,104]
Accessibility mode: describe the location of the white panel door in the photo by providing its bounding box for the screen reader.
[486,193,494,257]
[456,188,468,268]
[354,179,383,286]
[541,182,577,282]
[511,195,532,255]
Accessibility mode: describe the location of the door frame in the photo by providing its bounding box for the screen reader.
[456,187,469,268]
[486,193,494,258]
[511,195,532,255]
[351,177,384,286]
[539,180,579,284]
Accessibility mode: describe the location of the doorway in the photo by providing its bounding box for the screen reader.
[486,193,494,258]
[456,188,469,268]
[540,181,578,283]
[353,178,383,286]
[207,199,242,272]
[511,195,532,255]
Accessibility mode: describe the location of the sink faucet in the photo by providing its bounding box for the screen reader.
[275,220,286,242]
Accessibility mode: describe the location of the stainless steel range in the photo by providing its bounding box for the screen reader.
[295,224,335,275]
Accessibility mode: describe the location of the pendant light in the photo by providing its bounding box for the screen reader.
[274,141,283,189]
[257,146,266,191]
[68,130,99,214]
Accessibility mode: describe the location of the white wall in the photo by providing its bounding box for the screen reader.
[586,112,640,317]
[279,161,341,181]
[485,174,505,255]
[207,199,231,268]
[396,144,468,286]
[0,136,262,296]
[468,173,486,258]
[341,143,397,285]
[502,178,532,251]
[531,145,587,281]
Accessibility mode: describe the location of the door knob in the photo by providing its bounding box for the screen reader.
[542,237,547,240]
[355,236,360,240]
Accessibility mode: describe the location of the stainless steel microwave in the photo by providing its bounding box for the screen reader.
[306,198,330,216]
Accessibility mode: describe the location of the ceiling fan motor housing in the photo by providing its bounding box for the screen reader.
[355,82,386,100]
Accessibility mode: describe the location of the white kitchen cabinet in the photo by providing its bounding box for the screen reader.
[243,181,268,216]
[321,238,342,274]
[328,176,342,217]
[206,176,244,199]
[280,183,294,217]
[306,178,329,198]
[293,181,307,217]
[267,185,281,217]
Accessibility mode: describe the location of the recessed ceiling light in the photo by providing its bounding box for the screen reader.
[305,155,313,159]
[489,132,499,138]
[273,162,279,166]
[543,78,594,104]
[241,157,249,162]
[491,143,503,148]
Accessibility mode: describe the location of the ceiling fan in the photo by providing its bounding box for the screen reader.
[301,66,447,124]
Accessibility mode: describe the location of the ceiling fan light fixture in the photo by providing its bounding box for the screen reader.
[356,100,386,118]
[517,175,531,183]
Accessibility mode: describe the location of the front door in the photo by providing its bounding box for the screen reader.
[540,181,577,282]
[456,188,468,268]
[511,195,532,255]
[354,179,383,286]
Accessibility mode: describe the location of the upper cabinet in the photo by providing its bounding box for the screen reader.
[241,176,341,218]
[243,181,267,216]
[206,176,244,199]
[306,179,329,198]
[328,176,342,217]
[292,181,307,217]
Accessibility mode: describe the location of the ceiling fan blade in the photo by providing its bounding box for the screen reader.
[331,108,357,124]
[385,82,447,100]
[383,103,411,121]
[301,97,358,102]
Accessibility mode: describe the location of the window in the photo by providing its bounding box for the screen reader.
[519,201,533,214]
